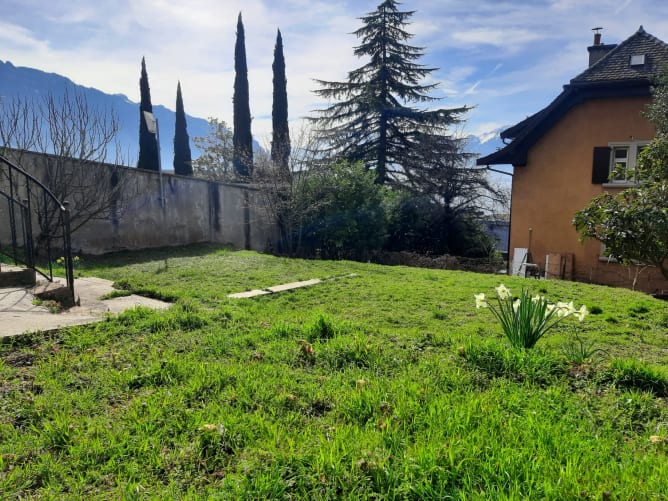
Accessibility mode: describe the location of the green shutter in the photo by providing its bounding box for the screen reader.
[592,147,611,184]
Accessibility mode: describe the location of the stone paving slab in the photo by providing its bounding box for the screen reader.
[228,278,324,298]
[1,275,171,338]
[227,289,273,299]
[267,279,322,293]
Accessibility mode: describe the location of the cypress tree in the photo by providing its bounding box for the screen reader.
[311,0,468,186]
[271,29,290,176]
[173,81,193,176]
[137,57,160,171]
[233,12,253,178]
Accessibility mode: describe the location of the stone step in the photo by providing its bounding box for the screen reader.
[0,266,36,287]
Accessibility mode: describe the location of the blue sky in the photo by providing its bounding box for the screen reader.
[1,0,667,146]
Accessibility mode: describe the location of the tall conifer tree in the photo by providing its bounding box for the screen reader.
[271,29,290,176]
[311,0,468,186]
[233,12,253,178]
[173,81,192,176]
[137,57,160,171]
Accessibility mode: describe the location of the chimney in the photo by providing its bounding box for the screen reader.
[587,27,616,67]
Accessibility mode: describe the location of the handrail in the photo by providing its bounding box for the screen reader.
[0,152,75,303]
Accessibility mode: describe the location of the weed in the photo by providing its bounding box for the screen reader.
[271,322,297,339]
[461,341,566,385]
[431,308,448,320]
[628,301,651,316]
[31,298,63,313]
[99,289,133,300]
[600,359,668,397]
[304,312,341,341]
[561,331,608,365]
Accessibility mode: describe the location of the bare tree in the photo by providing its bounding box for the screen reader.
[253,124,331,255]
[192,118,236,182]
[0,89,128,249]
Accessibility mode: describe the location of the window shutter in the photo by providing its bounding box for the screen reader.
[591,147,611,184]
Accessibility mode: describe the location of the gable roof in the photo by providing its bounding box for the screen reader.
[478,26,668,167]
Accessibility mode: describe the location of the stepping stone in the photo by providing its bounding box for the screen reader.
[227,289,272,299]
[267,279,321,293]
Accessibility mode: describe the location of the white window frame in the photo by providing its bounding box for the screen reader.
[599,243,617,262]
[603,140,650,187]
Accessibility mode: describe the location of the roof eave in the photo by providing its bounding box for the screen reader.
[477,79,652,166]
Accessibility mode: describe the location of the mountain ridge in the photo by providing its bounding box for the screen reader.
[0,59,210,171]
[1,59,508,174]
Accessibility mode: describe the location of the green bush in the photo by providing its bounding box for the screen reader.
[297,161,388,260]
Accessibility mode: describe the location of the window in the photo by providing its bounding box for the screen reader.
[599,243,617,262]
[606,141,649,185]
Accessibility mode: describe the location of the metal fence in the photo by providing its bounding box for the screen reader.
[0,152,74,302]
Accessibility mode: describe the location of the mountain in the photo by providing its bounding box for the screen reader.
[0,59,211,171]
[466,127,513,181]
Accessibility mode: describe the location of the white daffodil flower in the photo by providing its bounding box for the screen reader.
[495,284,511,300]
[474,293,488,309]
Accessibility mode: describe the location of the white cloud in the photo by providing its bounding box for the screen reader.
[452,28,541,48]
[3,0,668,146]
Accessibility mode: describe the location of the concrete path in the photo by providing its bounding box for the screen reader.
[1,275,171,338]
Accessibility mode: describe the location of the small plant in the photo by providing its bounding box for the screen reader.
[54,255,81,269]
[562,331,607,365]
[32,298,63,313]
[304,312,339,341]
[99,289,133,300]
[475,284,588,349]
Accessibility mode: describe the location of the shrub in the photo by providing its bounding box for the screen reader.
[297,161,388,260]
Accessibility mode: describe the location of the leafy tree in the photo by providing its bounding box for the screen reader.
[298,161,388,259]
[233,12,253,178]
[387,132,506,255]
[271,28,291,177]
[311,0,468,186]
[574,71,668,280]
[173,81,192,176]
[137,57,159,171]
[192,118,234,181]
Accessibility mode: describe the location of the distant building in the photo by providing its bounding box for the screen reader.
[482,216,510,255]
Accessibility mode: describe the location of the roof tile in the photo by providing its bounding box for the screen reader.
[572,26,668,83]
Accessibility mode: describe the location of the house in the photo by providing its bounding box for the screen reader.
[477,26,668,293]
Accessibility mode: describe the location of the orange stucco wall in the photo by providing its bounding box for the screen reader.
[510,95,668,293]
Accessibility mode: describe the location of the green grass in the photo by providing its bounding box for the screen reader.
[1,244,668,499]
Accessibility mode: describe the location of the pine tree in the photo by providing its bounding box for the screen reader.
[311,0,468,185]
[137,57,160,171]
[233,12,253,178]
[173,81,192,176]
[271,29,290,176]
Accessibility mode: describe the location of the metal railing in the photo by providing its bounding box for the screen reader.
[0,153,74,302]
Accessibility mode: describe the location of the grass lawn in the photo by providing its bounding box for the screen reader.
[2,244,668,499]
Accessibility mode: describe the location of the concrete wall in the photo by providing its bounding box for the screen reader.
[509,95,668,293]
[1,149,277,255]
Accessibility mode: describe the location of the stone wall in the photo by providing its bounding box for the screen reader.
[0,149,277,255]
